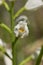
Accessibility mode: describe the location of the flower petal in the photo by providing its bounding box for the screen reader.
[25,0,43,10]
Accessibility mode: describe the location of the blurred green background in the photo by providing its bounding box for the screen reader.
[0,0,43,65]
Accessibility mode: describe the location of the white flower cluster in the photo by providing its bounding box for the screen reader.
[25,0,43,10]
[14,16,29,38]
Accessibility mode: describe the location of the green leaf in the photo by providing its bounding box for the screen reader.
[0,23,12,35]
[19,55,32,65]
[13,7,25,20]
[3,2,10,11]
[35,45,43,65]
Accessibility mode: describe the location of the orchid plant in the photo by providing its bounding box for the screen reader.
[0,0,43,65]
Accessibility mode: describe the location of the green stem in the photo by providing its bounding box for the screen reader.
[10,2,18,65]
[12,37,18,65]
[19,55,32,65]
[35,45,43,65]
[0,23,12,35]
[10,3,25,65]
[13,7,25,20]
[10,2,14,31]
[10,9,13,30]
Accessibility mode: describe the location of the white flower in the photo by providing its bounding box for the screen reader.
[25,0,43,10]
[0,39,12,65]
[32,47,43,60]
[0,0,3,5]
[16,15,28,22]
[0,39,3,46]
[0,39,6,46]
[0,0,5,5]
[4,49,12,65]
[14,21,29,38]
